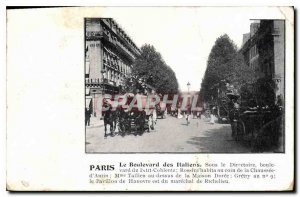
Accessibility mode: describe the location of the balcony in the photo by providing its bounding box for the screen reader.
[86,77,119,86]
[86,31,102,40]
[116,40,136,60]
[85,78,102,87]
[85,78,120,94]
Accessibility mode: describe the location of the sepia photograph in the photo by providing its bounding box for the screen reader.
[84,13,285,153]
[6,6,294,191]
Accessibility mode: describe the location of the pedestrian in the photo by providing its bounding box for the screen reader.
[186,105,191,125]
[233,100,240,109]
[228,97,239,137]
[153,106,157,125]
[85,107,91,126]
[197,109,202,119]
[177,108,183,119]
[210,106,216,124]
[210,113,215,124]
[276,94,283,107]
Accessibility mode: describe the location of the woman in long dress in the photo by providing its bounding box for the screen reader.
[210,111,215,124]
[186,107,191,125]
[177,108,183,119]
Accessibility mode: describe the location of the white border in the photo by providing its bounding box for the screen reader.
[1,0,297,196]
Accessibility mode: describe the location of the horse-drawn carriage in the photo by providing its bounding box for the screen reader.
[102,93,156,137]
[227,93,283,152]
[156,101,167,119]
[168,105,178,117]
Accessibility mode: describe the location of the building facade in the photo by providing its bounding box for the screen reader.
[240,20,285,104]
[85,18,141,117]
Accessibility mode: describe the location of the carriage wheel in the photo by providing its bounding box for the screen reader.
[119,118,130,136]
[118,123,125,136]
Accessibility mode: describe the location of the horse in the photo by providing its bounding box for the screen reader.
[103,105,118,138]
[133,110,147,136]
[117,108,131,137]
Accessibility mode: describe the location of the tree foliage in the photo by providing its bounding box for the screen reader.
[127,44,179,94]
[200,34,255,102]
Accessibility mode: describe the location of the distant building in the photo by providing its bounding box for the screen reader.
[85,18,141,117]
[179,91,201,110]
[242,33,250,46]
[240,20,285,104]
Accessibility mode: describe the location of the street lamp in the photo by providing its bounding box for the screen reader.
[187,82,191,94]
[187,82,191,110]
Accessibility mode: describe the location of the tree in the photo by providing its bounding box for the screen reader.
[225,52,256,91]
[130,44,179,94]
[200,34,255,102]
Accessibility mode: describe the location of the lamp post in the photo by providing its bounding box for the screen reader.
[187,82,191,94]
[187,82,191,111]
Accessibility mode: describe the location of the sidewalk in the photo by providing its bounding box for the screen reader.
[87,116,104,128]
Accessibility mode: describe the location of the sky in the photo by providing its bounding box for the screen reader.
[95,7,286,91]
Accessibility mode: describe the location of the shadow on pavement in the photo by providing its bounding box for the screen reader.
[186,124,251,153]
[181,123,190,126]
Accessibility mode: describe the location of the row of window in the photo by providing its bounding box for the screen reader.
[86,28,136,58]
[249,58,258,70]
[103,47,130,75]
[86,18,139,55]
[86,31,101,38]
[250,58,273,77]
[250,45,258,59]
[102,24,137,58]
[103,68,125,86]
[90,43,100,47]
[102,19,138,52]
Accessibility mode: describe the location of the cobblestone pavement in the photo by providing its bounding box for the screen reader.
[85,115,252,153]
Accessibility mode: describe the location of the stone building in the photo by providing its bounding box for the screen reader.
[85,18,141,117]
[240,20,285,105]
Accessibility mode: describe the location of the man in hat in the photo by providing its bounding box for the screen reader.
[102,98,115,137]
[85,107,91,126]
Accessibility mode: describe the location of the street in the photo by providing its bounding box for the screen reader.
[86,115,251,153]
